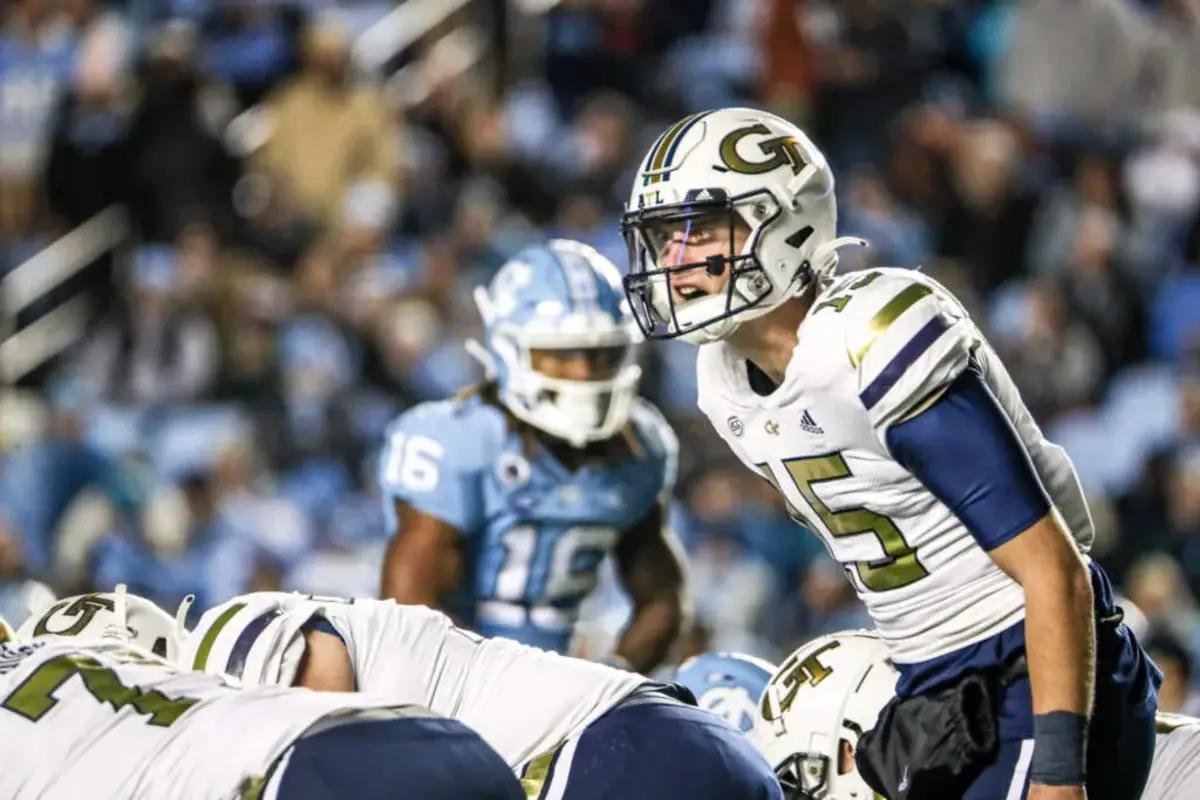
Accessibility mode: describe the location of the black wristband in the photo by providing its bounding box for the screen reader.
[1029,711,1088,786]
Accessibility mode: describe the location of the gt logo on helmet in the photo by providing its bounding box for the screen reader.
[33,594,115,637]
[719,123,806,176]
[760,639,840,720]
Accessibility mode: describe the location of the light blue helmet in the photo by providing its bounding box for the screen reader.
[470,239,642,447]
[674,651,778,733]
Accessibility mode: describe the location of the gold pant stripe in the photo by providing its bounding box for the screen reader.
[520,741,566,800]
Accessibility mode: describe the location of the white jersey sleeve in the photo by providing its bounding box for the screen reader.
[1142,713,1200,800]
[0,637,406,800]
[839,269,979,436]
[182,592,649,769]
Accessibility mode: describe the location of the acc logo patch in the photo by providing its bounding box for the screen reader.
[727,416,744,437]
[497,452,532,488]
[719,123,806,176]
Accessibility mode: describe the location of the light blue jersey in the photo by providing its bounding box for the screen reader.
[381,393,676,652]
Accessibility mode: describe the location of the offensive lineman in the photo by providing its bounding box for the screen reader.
[1143,713,1200,800]
[751,631,1200,800]
[3,591,522,800]
[182,590,783,799]
[379,240,685,670]
[619,107,1160,800]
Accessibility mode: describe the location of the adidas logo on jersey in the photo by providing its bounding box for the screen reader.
[799,410,824,435]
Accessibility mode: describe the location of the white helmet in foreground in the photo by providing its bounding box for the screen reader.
[621,107,864,344]
[751,630,897,799]
[17,585,189,661]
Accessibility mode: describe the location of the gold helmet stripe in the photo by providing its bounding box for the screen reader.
[643,112,705,185]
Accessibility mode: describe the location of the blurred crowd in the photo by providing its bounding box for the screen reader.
[1,0,1199,711]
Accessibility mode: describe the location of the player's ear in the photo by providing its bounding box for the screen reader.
[839,739,856,775]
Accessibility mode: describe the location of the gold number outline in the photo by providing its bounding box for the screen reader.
[760,451,928,592]
[812,271,883,315]
[2,653,198,727]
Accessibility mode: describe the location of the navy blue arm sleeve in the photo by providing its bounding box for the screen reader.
[885,367,1052,551]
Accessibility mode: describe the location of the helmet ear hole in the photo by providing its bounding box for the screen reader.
[152,637,168,657]
[785,226,814,250]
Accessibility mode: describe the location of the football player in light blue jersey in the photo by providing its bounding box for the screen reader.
[674,651,777,733]
[379,239,686,670]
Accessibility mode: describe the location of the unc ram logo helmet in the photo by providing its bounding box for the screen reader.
[673,651,778,733]
[17,585,190,662]
[750,630,897,800]
[621,107,864,344]
[469,239,641,448]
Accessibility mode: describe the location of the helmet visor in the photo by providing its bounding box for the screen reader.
[621,191,775,340]
[529,345,634,382]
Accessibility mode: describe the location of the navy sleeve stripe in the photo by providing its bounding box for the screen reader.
[859,315,950,410]
[225,607,283,680]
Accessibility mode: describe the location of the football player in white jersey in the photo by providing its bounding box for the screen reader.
[183,590,783,799]
[752,631,1199,800]
[750,631,899,800]
[620,107,1160,800]
[1144,712,1200,800]
[6,588,522,800]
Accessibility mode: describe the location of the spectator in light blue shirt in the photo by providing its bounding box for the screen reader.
[88,467,255,622]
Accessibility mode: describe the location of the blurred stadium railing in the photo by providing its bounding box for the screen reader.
[0,206,129,383]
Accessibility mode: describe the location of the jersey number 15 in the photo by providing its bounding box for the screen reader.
[759,452,928,592]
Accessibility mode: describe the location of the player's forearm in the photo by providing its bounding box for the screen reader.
[381,570,440,606]
[615,595,685,673]
[1022,550,1095,717]
[380,536,443,607]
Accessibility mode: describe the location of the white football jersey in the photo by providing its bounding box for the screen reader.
[696,268,1094,663]
[0,636,405,799]
[180,592,648,768]
[1143,713,1200,800]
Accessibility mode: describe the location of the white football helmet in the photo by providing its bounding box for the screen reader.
[469,239,642,448]
[750,630,897,800]
[621,107,864,344]
[17,585,189,661]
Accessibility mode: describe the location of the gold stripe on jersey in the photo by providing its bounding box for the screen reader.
[192,602,247,670]
[849,284,933,367]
